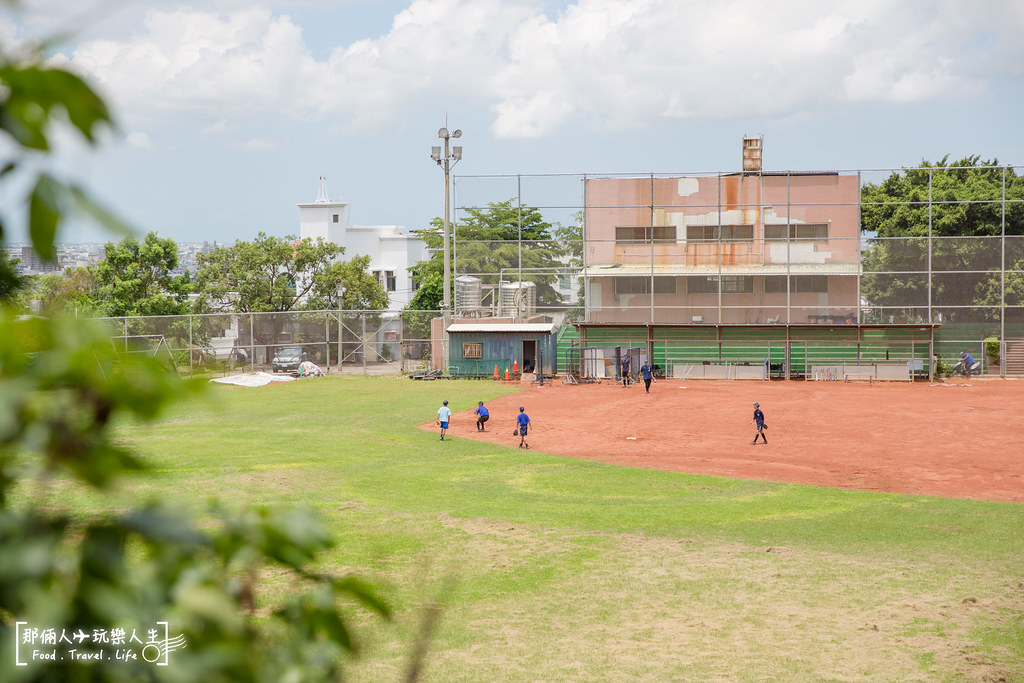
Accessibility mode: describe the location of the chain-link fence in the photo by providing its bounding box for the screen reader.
[92,164,1024,378]
[451,165,1024,376]
[97,309,442,377]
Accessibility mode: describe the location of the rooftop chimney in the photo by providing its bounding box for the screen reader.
[742,136,763,172]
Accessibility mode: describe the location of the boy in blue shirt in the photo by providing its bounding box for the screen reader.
[639,360,655,393]
[516,406,531,449]
[475,401,490,431]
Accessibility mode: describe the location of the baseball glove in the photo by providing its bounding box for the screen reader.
[513,428,519,436]
[434,419,441,427]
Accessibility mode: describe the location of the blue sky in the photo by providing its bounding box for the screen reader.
[3,0,1023,245]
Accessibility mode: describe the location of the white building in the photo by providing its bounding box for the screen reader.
[298,178,426,310]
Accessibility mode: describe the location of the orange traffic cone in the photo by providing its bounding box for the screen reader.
[493,364,499,379]
[513,358,519,373]
[504,367,510,381]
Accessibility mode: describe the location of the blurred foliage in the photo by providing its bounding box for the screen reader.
[0,24,391,683]
[9,267,102,316]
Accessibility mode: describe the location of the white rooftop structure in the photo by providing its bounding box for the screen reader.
[298,177,426,309]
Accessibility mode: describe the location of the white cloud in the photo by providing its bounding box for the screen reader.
[237,138,279,151]
[125,131,153,148]
[52,0,1024,140]
[202,119,235,136]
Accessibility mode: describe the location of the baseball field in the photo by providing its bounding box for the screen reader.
[95,375,1023,679]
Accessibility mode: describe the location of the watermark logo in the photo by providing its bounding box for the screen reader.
[15,622,187,667]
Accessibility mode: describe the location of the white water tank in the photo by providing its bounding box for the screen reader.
[455,275,483,316]
[499,281,537,317]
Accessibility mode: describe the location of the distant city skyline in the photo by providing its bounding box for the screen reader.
[3,1,1022,246]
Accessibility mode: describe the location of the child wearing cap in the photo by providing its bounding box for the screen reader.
[475,401,490,431]
[750,402,767,445]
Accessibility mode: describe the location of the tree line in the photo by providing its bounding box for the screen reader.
[6,231,389,318]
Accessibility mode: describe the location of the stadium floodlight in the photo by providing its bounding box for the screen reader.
[430,123,464,372]
[336,279,346,374]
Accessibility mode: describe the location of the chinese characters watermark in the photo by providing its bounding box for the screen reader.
[15,622,186,667]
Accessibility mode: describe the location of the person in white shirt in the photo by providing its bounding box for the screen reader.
[437,400,452,441]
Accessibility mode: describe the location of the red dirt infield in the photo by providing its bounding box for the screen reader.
[442,378,1024,503]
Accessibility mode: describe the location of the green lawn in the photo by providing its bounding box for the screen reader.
[88,376,1024,679]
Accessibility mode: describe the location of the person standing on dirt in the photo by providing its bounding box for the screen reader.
[516,406,531,449]
[640,360,655,393]
[750,402,767,445]
[621,352,631,387]
[475,401,490,432]
[438,400,452,441]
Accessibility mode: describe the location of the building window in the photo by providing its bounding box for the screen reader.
[791,275,828,293]
[385,271,396,292]
[372,270,382,287]
[332,214,340,223]
[411,271,420,291]
[615,226,676,243]
[762,275,828,293]
[686,276,718,293]
[720,225,754,241]
[686,225,753,241]
[721,276,754,293]
[613,277,676,295]
[463,342,482,359]
[764,223,829,240]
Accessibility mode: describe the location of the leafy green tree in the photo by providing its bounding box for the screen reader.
[860,157,1024,318]
[95,232,191,317]
[300,254,389,312]
[407,200,570,312]
[0,23,392,682]
[194,233,385,313]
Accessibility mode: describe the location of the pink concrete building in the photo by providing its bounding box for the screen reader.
[582,167,861,324]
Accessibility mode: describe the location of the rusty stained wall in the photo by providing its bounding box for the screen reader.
[584,174,860,268]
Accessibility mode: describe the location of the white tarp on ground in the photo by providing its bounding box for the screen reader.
[210,372,297,387]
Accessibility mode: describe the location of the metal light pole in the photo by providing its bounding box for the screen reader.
[336,279,346,374]
[430,126,462,372]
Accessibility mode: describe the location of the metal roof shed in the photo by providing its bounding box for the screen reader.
[447,323,558,378]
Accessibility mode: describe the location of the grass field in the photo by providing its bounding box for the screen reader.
[61,376,1024,679]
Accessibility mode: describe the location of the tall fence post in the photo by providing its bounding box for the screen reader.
[249,314,254,371]
[324,312,330,371]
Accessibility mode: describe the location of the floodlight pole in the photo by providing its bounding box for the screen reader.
[431,125,462,373]
[336,280,346,374]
